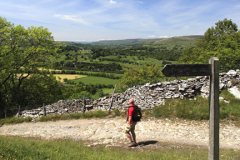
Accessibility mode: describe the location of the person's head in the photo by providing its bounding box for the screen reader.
[129,99,134,105]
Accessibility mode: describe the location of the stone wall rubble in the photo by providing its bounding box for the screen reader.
[18,70,240,119]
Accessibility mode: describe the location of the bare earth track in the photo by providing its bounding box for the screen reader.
[0,117,239,151]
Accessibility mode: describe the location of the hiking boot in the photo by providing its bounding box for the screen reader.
[128,142,137,147]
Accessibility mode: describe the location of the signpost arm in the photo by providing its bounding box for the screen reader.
[209,57,219,160]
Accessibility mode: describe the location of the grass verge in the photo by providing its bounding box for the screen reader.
[0,136,239,160]
[0,109,124,125]
[0,117,32,125]
[142,90,240,124]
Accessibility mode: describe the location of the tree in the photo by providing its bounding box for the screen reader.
[179,18,240,65]
[0,17,61,117]
[118,65,164,88]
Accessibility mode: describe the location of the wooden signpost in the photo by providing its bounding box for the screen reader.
[161,57,219,160]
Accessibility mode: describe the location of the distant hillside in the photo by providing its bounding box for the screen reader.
[154,35,203,46]
[91,38,166,46]
[56,35,203,47]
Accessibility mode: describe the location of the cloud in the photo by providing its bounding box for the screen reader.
[159,36,170,38]
[110,0,116,4]
[140,23,147,27]
[148,35,155,38]
[54,14,90,26]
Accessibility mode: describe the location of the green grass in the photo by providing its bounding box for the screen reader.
[0,117,32,125]
[102,88,116,94]
[138,58,163,65]
[37,110,111,122]
[80,71,123,77]
[1,136,239,160]
[0,110,122,125]
[142,89,240,122]
[71,76,120,85]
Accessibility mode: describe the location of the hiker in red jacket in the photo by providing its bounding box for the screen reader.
[125,99,137,147]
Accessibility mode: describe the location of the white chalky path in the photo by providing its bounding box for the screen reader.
[0,117,239,151]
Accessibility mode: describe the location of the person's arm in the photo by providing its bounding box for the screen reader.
[128,115,132,129]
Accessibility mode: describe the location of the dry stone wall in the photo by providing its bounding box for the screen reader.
[18,70,240,119]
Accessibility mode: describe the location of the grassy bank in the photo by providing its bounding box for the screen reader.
[148,89,240,123]
[0,110,121,125]
[0,136,239,160]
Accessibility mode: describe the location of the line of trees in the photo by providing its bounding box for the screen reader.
[53,61,123,73]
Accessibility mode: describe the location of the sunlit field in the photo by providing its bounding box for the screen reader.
[53,74,86,82]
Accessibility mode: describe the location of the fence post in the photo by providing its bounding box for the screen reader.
[209,57,219,160]
[17,105,20,118]
[5,95,8,119]
[83,94,86,113]
[109,84,117,113]
[43,103,46,116]
[5,106,7,119]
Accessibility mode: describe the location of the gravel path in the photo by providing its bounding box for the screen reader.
[0,117,239,151]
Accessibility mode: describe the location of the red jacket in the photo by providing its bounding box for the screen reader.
[127,104,136,123]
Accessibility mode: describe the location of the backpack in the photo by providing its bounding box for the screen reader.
[129,105,142,122]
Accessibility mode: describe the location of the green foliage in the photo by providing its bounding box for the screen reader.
[118,64,164,89]
[0,17,63,117]
[179,18,240,65]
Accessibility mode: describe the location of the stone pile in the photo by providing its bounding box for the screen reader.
[19,99,94,119]
[18,70,240,119]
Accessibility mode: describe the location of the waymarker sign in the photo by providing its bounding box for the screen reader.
[162,57,219,160]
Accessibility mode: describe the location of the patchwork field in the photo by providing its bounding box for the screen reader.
[53,74,87,82]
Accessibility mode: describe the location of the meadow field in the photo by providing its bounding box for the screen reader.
[53,74,86,83]
[71,76,120,85]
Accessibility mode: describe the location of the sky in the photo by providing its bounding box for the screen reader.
[1,0,240,42]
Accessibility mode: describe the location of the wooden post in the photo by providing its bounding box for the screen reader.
[43,103,46,116]
[109,84,117,113]
[161,57,220,160]
[5,95,8,119]
[209,57,219,160]
[17,105,20,118]
[5,106,7,119]
[83,94,86,113]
